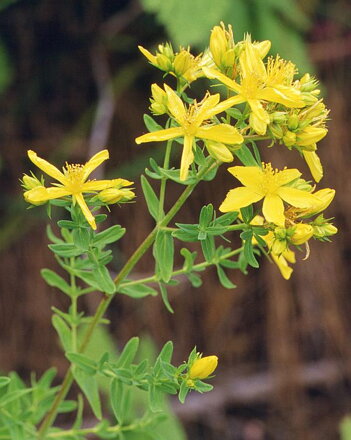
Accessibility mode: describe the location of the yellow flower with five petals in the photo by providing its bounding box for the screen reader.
[24,150,134,230]
[203,36,305,135]
[135,84,243,180]
[219,163,318,226]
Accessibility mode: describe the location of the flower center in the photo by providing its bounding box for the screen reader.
[260,162,280,194]
[240,75,262,99]
[63,163,85,193]
[265,56,296,87]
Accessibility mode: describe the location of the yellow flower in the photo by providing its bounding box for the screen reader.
[203,37,304,135]
[290,223,314,245]
[219,163,318,226]
[24,150,130,230]
[97,185,135,204]
[209,22,235,71]
[189,356,218,380]
[135,85,243,180]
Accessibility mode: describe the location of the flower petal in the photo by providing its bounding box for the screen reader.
[138,45,157,64]
[24,186,71,203]
[219,187,262,212]
[207,94,245,118]
[82,178,127,192]
[262,193,285,226]
[248,100,270,125]
[196,124,243,144]
[257,86,304,108]
[75,193,96,230]
[271,253,294,280]
[277,186,318,208]
[302,151,323,182]
[194,93,220,123]
[276,168,301,186]
[202,67,241,93]
[227,166,264,190]
[82,150,109,181]
[240,38,266,79]
[28,150,67,184]
[180,135,194,181]
[135,127,183,144]
[164,84,186,123]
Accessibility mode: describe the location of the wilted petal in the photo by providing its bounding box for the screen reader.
[302,151,323,182]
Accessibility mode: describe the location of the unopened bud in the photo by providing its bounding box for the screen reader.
[290,223,314,245]
[206,141,234,162]
[287,114,299,130]
[189,355,218,380]
[283,130,297,147]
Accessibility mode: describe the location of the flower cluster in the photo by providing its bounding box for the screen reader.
[136,22,336,279]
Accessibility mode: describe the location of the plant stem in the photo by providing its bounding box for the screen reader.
[158,140,172,221]
[120,246,244,289]
[38,158,217,438]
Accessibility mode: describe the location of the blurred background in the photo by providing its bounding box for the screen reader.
[0,0,351,438]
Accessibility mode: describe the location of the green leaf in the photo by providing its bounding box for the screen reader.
[340,416,351,440]
[154,230,174,283]
[187,272,202,288]
[199,204,213,228]
[180,248,197,272]
[216,265,236,289]
[157,341,173,363]
[243,232,259,268]
[118,283,158,298]
[235,144,259,167]
[178,381,189,404]
[73,368,102,420]
[41,269,71,296]
[149,384,164,412]
[201,235,215,262]
[0,377,10,388]
[72,227,91,250]
[66,353,97,376]
[111,379,131,425]
[143,114,163,132]
[52,315,71,352]
[195,381,213,393]
[116,337,139,368]
[92,265,116,294]
[93,225,126,247]
[159,283,174,314]
[48,243,83,258]
[141,175,160,221]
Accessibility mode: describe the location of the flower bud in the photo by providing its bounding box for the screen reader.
[254,40,271,58]
[297,126,327,147]
[313,222,338,239]
[270,111,287,124]
[156,53,172,71]
[174,50,193,76]
[306,188,335,216]
[290,223,314,245]
[283,130,297,147]
[206,140,234,162]
[287,114,299,130]
[150,83,168,115]
[98,188,135,204]
[22,173,43,190]
[189,355,218,380]
[269,123,284,139]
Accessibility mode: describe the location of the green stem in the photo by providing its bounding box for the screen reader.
[120,246,244,289]
[38,158,217,439]
[243,135,270,141]
[158,140,172,221]
[70,257,77,352]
